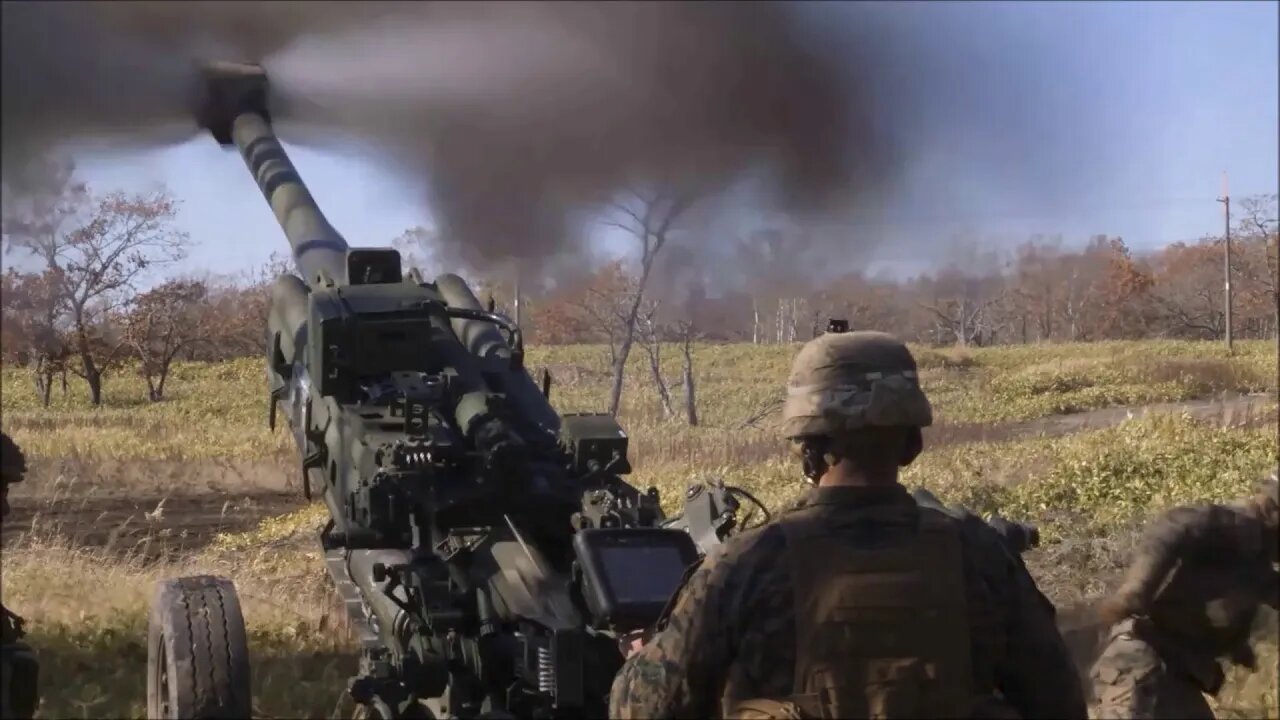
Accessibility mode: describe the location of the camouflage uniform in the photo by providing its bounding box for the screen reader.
[1089,477,1279,719]
[1,431,39,720]
[610,332,1087,719]
[1090,618,1217,719]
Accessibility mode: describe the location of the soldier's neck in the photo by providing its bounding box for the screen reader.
[819,464,899,488]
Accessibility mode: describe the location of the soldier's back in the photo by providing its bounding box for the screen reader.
[708,485,1086,718]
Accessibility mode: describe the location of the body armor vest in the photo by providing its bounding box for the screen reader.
[729,503,977,719]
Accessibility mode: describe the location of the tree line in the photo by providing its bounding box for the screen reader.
[520,197,1279,350]
[2,158,1276,411]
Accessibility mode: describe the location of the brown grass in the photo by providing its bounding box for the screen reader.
[3,523,354,720]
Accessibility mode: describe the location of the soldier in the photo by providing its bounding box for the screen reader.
[1089,475,1279,719]
[609,331,1087,719]
[0,430,23,518]
[1,430,39,720]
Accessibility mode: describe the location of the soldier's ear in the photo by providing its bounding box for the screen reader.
[898,427,923,467]
[799,437,829,483]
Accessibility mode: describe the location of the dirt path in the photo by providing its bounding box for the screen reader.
[3,491,305,561]
[924,393,1275,447]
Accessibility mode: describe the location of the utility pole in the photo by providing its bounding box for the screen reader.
[1217,172,1233,351]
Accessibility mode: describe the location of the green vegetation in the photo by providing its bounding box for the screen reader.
[2,339,1274,461]
[628,411,1277,539]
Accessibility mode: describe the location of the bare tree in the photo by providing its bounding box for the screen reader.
[59,191,189,404]
[1234,194,1279,339]
[3,161,191,404]
[636,299,675,419]
[572,261,640,372]
[599,186,699,415]
[0,269,71,405]
[191,252,292,360]
[676,319,700,426]
[1150,240,1228,340]
[1008,236,1064,342]
[910,238,1006,346]
[733,226,813,345]
[918,271,1004,346]
[124,279,211,401]
[1,156,87,401]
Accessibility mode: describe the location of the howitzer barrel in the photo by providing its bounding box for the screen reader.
[436,274,562,433]
[230,114,349,288]
[197,62,349,289]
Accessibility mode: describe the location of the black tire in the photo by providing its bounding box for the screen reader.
[147,575,252,719]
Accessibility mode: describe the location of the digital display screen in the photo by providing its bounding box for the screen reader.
[598,546,691,605]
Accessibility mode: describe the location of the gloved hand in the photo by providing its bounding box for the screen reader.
[618,629,650,659]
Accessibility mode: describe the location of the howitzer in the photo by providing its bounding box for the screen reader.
[660,478,771,553]
[144,63,746,720]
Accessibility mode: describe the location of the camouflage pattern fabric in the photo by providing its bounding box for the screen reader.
[0,431,36,719]
[608,484,1088,719]
[1089,481,1279,720]
[780,331,932,438]
[1100,490,1279,654]
[1089,618,1216,720]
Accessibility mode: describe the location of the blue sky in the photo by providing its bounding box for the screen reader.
[68,1,1278,280]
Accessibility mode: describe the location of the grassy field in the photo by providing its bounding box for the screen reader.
[2,339,1278,718]
[2,339,1276,462]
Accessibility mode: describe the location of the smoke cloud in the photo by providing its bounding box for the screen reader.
[3,1,1165,278]
[2,1,884,268]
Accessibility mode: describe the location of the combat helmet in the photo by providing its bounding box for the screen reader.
[781,330,933,439]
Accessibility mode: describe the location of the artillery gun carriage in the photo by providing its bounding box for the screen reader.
[143,63,765,720]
